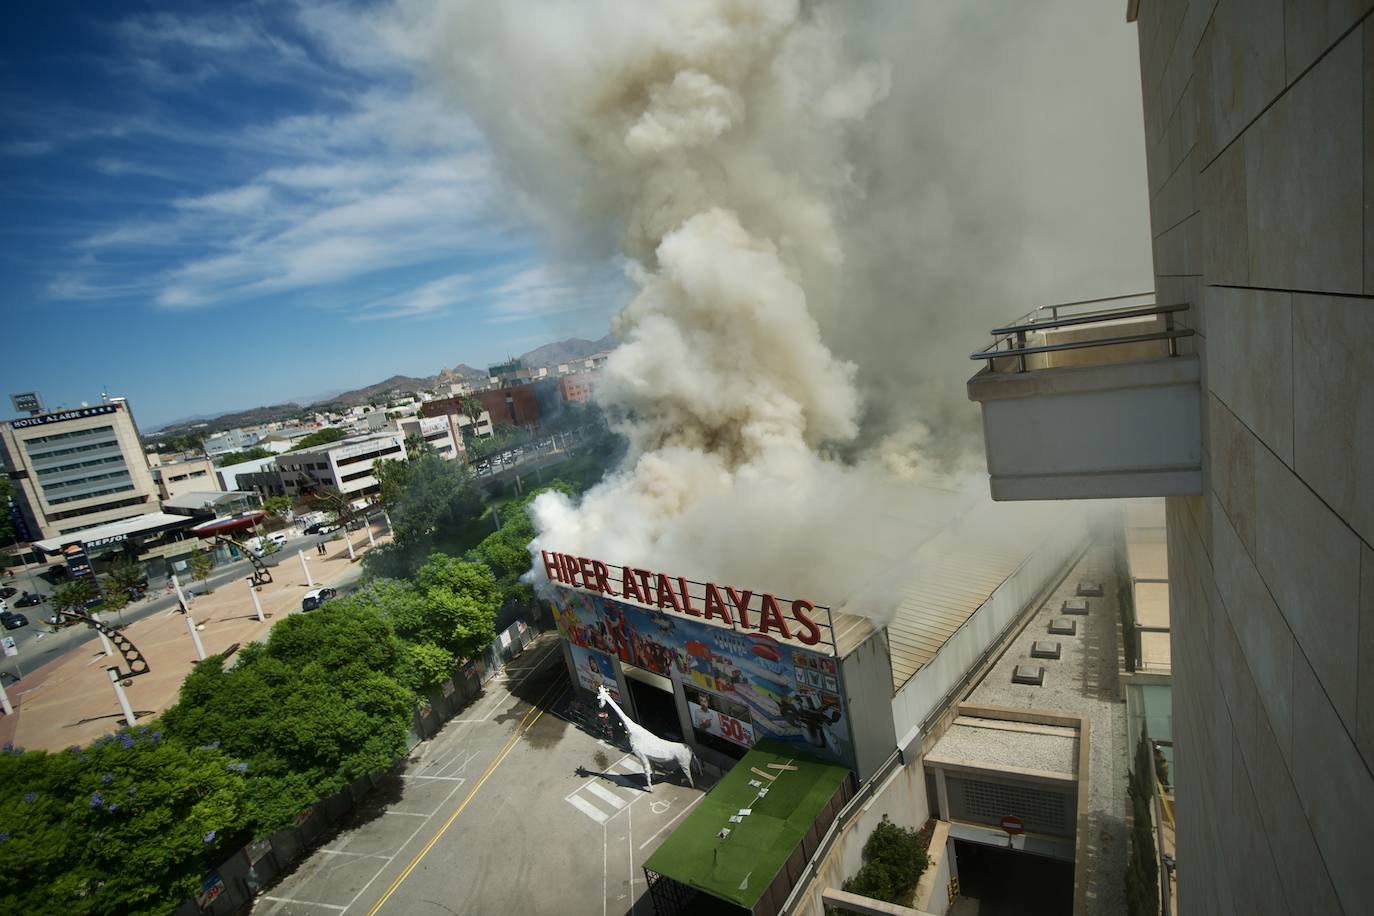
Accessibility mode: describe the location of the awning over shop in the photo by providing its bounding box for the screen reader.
[644,740,854,916]
[31,512,199,556]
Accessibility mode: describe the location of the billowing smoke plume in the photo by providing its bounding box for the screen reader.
[403,0,1149,613]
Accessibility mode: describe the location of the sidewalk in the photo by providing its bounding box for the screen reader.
[0,520,390,752]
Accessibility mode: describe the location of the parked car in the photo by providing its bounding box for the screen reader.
[316,524,340,536]
[0,586,17,599]
[345,518,365,531]
[303,522,325,535]
[1,610,29,630]
[301,587,337,612]
[14,592,45,608]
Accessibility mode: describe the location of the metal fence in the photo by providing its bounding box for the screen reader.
[173,607,547,916]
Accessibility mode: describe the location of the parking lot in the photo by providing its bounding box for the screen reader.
[253,638,709,916]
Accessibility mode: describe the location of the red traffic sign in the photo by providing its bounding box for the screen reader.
[999,815,1025,835]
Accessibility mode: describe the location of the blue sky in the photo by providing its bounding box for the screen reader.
[0,1,626,430]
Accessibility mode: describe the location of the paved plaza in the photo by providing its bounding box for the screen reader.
[0,520,389,752]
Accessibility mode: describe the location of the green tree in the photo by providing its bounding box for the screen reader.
[1125,731,1161,916]
[376,447,479,548]
[262,495,293,520]
[51,577,99,614]
[214,446,273,466]
[188,550,214,591]
[0,476,16,545]
[287,427,347,452]
[98,577,130,619]
[411,554,499,660]
[161,605,414,834]
[395,640,456,695]
[105,557,147,595]
[0,728,250,916]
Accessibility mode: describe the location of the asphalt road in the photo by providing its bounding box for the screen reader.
[254,636,709,916]
[0,529,357,684]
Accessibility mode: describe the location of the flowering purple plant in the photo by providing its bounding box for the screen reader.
[203,830,217,844]
[100,773,114,785]
[89,792,105,808]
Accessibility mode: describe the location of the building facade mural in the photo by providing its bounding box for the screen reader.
[552,588,853,767]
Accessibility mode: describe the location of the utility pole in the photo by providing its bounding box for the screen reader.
[0,677,11,715]
[345,533,356,561]
[299,549,314,587]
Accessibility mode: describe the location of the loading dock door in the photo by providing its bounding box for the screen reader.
[951,839,1073,915]
[622,663,683,741]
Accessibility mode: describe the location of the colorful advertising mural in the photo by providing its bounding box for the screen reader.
[569,642,620,701]
[551,589,853,767]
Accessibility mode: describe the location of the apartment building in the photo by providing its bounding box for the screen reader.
[962,5,1374,913]
[147,453,221,503]
[0,399,160,540]
[396,415,458,459]
[241,432,405,503]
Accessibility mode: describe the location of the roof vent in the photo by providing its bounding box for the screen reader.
[1049,617,1077,636]
[1062,598,1089,615]
[1031,640,1062,659]
[1077,582,1104,597]
[1012,665,1045,685]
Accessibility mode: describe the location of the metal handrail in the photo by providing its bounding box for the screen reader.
[1008,290,1156,326]
[972,328,1194,361]
[970,294,1193,373]
[989,302,1190,336]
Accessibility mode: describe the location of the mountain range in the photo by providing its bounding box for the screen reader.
[150,334,615,435]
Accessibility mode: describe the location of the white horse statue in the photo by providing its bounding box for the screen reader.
[596,684,697,789]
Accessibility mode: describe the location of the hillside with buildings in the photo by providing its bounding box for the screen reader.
[150,335,615,438]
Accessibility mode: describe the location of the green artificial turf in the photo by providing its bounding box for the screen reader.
[643,740,851,908]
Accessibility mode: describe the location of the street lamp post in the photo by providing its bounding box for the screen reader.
[299,549,314,587]
[345,533,356,561]
[184,614,207,660]
[246,577,265,622]
[106,667,136,726]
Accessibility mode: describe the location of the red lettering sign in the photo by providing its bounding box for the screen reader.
[540,551,829,651]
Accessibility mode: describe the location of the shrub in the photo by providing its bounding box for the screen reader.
[840,815,929,906]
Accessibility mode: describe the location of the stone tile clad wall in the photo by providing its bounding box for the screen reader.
[1134,1,1374,913]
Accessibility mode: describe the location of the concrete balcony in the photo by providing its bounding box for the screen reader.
[967,294,1201,501]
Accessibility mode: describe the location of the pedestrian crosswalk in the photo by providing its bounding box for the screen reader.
[564,756,645,824]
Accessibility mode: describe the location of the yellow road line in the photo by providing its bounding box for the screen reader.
[365,675,565,916]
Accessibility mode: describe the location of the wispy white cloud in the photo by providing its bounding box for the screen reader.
[42,2,529,320]
[2,140,56,157]
[174,184,273,214]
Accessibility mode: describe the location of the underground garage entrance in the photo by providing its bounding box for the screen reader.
[950,839,1074,916]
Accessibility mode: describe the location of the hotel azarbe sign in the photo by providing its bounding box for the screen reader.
[10,404,118,429]
[541,550,827,647]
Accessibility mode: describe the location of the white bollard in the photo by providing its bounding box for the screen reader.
[90,611,115,656]
[366,524,376,548]
[299,549,314,587]
[106,667,136,725]
[247,578,265,622]
[345,535,356,561]
[185,614,207,660]
[0,678,12,715]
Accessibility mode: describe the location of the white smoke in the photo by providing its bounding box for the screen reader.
[400,0,1149,614]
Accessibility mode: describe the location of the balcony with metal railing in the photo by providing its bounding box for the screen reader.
[966,293,1202,501]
